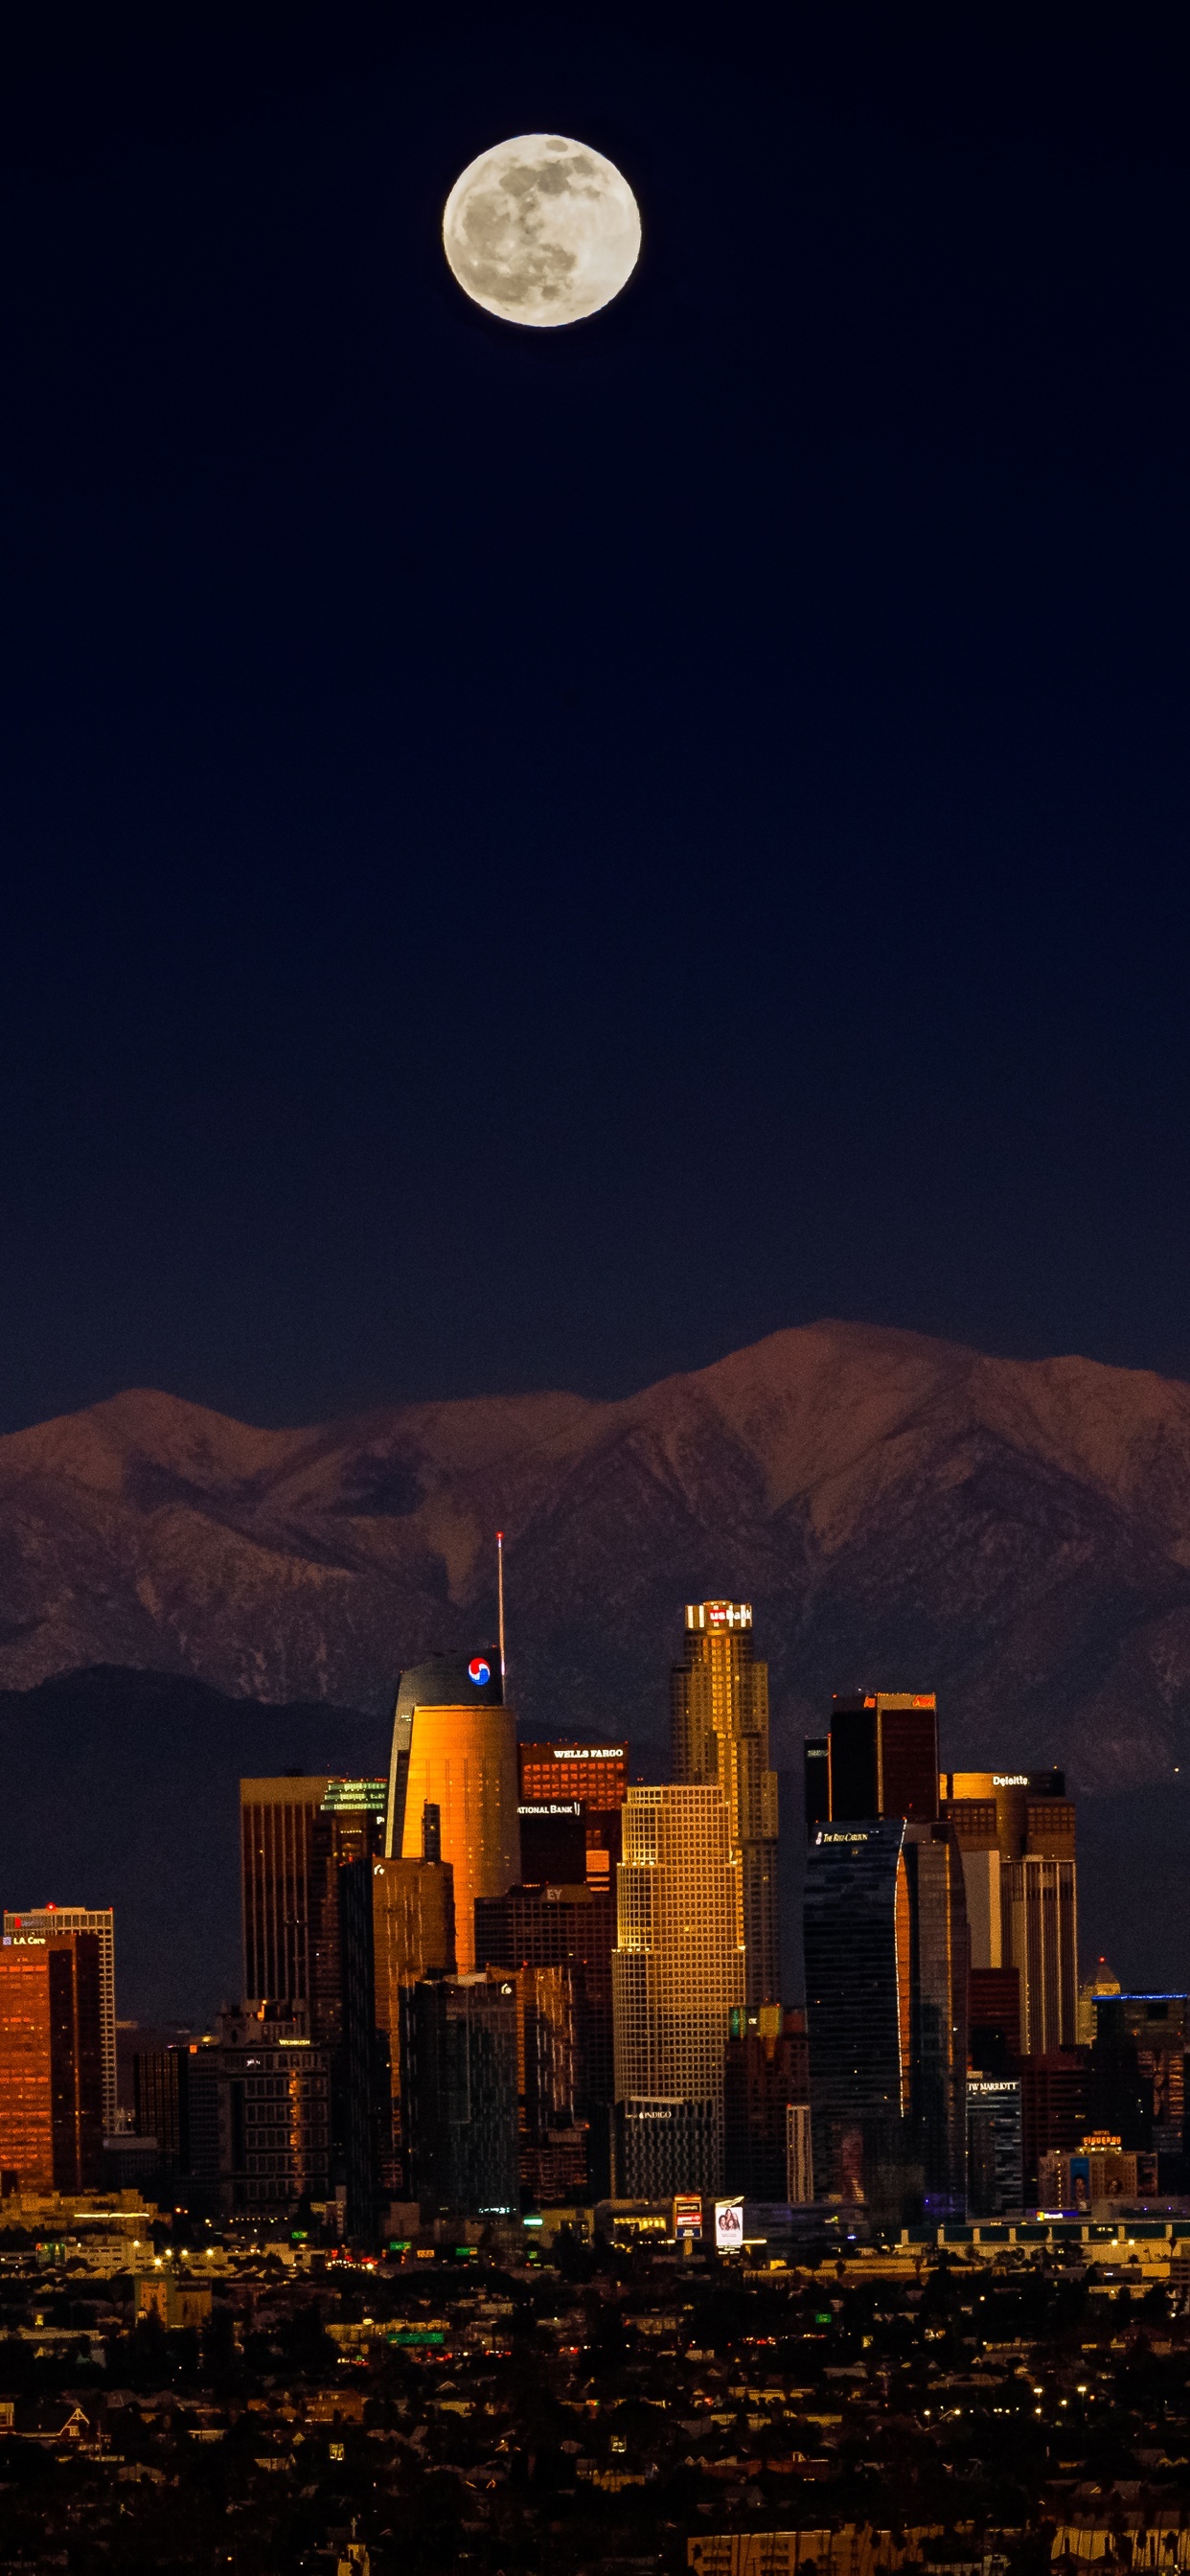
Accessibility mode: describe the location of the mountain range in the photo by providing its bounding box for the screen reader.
[7,1317,1190,2019]
[5,1319,1190,1789]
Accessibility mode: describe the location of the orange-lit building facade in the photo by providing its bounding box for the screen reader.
[0,1932,103,2191]
[400,1706,520,1972]
[672,1602,780,2007]
[0,1944,54,2187]
[3,1906,117,2138]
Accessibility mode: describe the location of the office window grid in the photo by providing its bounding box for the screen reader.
[671,1612,780,2008]
[1003,1856,1077,2055]
[612,1784,744,2110]
[240,1780,332,2004]
[3,1907,117,2138]
[0,1952,55,2188]
[517,1746,629,1808]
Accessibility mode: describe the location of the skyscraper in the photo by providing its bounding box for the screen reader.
[475,1880,614,2196]
[940,1769,1078,2053]
[3,1906,117,2137]
[671,1602,779,2007]
[518,1742,629,1806]
[371,1823,457,2193]
[384,1650,504,1858]
[516,1801,588,1885]
[966,2076,1023,2217]
[241,1775,332,2008]
[723,2005,810,2199]
[306,1780,388,2044]
[0,1929,104,2191]
[132,2037,221,2209]
[209,2003,332,2223]
[386,1655,520,1973]
[517,1741,629,1892]
[827,1693,940,1824]
[803,1817,968,2220]
[400,1972,520,2219]
[1001,1858,1078,2056]
[612,1782,744,2196]
[240,1776,387,2237]
[240,1775,386,2012]
[491,1963,587,2204]
[1091,1991,1188,2162]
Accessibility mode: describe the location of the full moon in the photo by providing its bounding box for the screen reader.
[443,134,641,329]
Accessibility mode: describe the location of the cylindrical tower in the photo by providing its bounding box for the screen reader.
[400,1701,520,1973]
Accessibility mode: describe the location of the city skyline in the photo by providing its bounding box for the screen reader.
[4,1593,1164,2241]
[0,11,1184,2567]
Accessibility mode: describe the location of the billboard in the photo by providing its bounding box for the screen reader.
[673,2195,702,2242]
[714,2197,744,2252]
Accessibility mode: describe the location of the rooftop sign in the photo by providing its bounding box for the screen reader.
[548,1747,626,1761]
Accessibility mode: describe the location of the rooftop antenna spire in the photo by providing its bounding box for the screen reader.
[496,1530,506,1688]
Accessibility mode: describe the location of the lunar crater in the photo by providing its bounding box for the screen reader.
[444,133,641,328]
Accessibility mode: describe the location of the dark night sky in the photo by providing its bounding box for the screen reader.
[1,4,1188,1433]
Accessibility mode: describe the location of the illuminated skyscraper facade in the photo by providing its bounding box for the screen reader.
[0,1930,103,2191]
[4,1905,117,2138]
[612,1782,744,2195]
[671,1601,779,2007]
[384,1651,504,1859]
[940,1768,1078,2052]
[518,1743,629,1807]
[389,1662,520,1973]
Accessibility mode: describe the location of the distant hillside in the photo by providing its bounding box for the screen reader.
[4,1322,1190,1791]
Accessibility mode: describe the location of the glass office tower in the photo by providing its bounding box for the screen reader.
[804,1815,968,2220]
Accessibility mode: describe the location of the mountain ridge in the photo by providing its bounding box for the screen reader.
[5,1320,1190,1787]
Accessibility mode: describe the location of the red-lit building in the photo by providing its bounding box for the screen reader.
[0,1932,104,2191]
[517,1741,629,1805]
